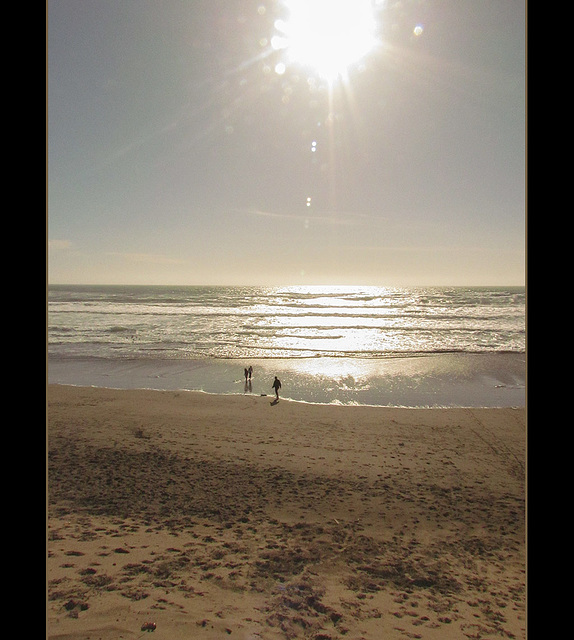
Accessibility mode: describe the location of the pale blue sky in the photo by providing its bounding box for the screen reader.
[48,0,525,286]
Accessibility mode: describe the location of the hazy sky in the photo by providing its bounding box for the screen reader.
[47,0,525,286]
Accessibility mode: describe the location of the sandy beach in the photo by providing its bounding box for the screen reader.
[47,384,526,639]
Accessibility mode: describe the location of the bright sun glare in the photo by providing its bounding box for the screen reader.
[272,0,378,80]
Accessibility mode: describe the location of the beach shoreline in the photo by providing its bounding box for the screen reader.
[47,351,526,408]
[47,384,526,639]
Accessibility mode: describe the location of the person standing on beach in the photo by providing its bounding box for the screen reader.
[248,366,253,380]
[272,376,282,399]
[244,368,249,382]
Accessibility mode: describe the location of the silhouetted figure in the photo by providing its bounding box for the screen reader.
[272,376,282,399]
[248,365,253,380]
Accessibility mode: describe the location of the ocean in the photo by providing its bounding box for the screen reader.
[47,285,526,407]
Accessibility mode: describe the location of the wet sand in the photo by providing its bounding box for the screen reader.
[47,352,526,408]
[47,384,526,639]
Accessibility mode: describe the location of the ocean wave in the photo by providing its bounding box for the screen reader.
[48,307,524,326]
[48,285,525,361]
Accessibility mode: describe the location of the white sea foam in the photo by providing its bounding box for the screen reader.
[48,285,525,361]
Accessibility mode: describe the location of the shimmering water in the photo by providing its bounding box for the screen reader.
[47,284,525,407]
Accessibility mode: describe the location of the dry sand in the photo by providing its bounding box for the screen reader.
[47,385,526,639]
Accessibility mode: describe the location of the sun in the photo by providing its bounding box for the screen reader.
[272,0,378,81]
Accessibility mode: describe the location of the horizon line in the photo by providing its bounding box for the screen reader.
[47,281,526,288]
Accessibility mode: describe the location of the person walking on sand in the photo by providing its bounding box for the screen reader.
[244,368,249,382]
[248,366,253,380]
[272,376,282,399]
